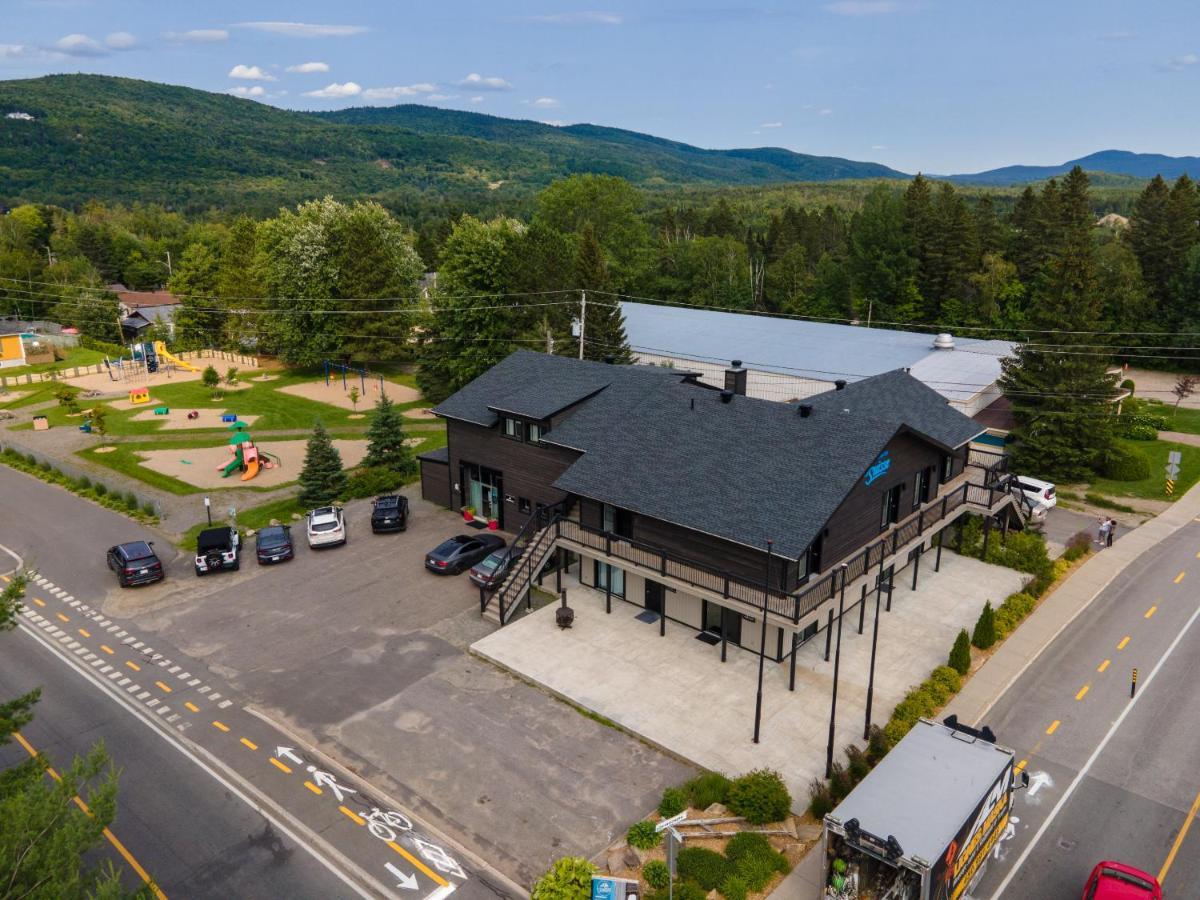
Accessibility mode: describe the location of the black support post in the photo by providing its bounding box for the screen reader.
[886,569,895,612]
[864,579,883,740]
[555,547,563,593]
[823,609,834,661]
[753,540,775,744]
[660,589,667,637]
[911,544,922,591]
[788,632,798,690]
[935,528,944,572]
[982,516,992,557]
[825,566,848,779]
[857,584,867,635]
[605,574,612,614]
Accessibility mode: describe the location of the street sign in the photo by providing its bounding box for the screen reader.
[1166,463,1182,477]
[1168,450,1183,464]
[655,811,687,832]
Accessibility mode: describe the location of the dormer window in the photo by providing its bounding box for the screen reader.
[528,422,544,444]
[502,417,522,440]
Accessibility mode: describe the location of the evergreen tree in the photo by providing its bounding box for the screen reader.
[1001,168,1118,480]
[849,185,920,323]
[574,224,633,363]
[298,422,347,507]
[363,393,415,476]
[971,601,997,650]
[948,629,972,676]
[168,242,225,349]
[1128,175,1175,311]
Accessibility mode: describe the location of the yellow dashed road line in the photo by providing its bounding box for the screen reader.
[78,628,90,638]
[1015,758,1028,772]
[1046,720,1061,735]
[1098,659,1110,673]
[154,681,172,693]
[339,805,365,825]
[304,780,323,795]
[212,721,230,732]
[125,660,141,671]
[100,644,114,655]
[32,597,45,606]
[184,702,199,713]
[1175,571,1186,584]
[1076,684,1090,701]
[1118,636,1130,650]
[270,758,292,774]
[240,738,258,751]
[1146,605,1158,619]
[55,612,69,623]
[388,841,449,887]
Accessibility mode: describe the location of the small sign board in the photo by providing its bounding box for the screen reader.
[1166,463,1182,477]
[1168,450,1183,464]
[592,875,639,900]
[655,811,687,832]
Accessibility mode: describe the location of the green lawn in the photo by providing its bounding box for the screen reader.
[178,495,308,550]
[1091,438,1200,502]
[1143,399,1200,437]
[0,346,107,379]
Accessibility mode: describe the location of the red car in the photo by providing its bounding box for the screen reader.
[1083,861,1162,899]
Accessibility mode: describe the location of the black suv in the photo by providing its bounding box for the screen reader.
[107,541,165,587]
[371,495,409,533]
[194,526,241,576]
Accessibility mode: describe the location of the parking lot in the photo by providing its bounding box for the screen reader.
[102,488,694,886]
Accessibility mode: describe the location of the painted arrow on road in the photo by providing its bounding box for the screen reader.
[276,746,303,765]
[1027,771,1053,798]
[385,862,419,891]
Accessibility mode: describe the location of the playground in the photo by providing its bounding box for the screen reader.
[275,377,421,412]
[128,408,262,430]
[133,437,370,489]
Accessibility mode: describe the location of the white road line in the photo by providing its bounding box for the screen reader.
[155,706,170,716]
[100,665,112,673]
[218,700,232,709]
[169,665,181,674]
[147,699,160,708]
[90,659,104,668]
[132,641,143,649]
[16,623,381,899]
[125,683,140,693]
[990,599,1200,898]
[177,672,191,680]
[136,691,151,700]
[188,678,201,686]
[210,693,222,701]
[118,677,130,686]
[198,686,211,694]
[107,671,122,680]
[115,629,126,637]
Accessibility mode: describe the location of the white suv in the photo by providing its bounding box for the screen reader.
[306,506,347,548]
[1015,476,1056,511]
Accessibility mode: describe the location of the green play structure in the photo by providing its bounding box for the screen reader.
[218,422,281,481]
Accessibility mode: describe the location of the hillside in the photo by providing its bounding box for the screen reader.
[0,74,907,213]
[946,150,1200,185]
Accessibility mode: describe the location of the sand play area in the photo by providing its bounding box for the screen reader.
[276,378,422,412]
[62,366,206,395]
[129,409,261,430]
[132,439,368,489]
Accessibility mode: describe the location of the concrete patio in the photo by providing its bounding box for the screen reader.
[472,549,1027,806]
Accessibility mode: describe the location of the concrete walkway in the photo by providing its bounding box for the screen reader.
[778,479,1200,897]
[1158,430,1200,448]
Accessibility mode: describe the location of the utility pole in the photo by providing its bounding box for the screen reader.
[165,251,173,277]
[577,290,587,360]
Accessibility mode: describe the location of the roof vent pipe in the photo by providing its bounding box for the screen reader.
[720,389,734,404]
[932,332,955,350]
[799,404,813,418]
[834,379,847,391]
[603,354,615,364]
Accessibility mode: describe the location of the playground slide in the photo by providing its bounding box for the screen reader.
[240,445,261,482]
[153,341,201,373]
[219,457,241,478]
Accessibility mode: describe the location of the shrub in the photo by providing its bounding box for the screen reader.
[719,875,748,900]
[972,601,997,650]
[725,832,790,887]
[866,725,890,765]
[201,365,220,390]
[642,860,670,891]
[828,760,853,801]
[93,482,108,497]
[142,500,157,517]
[929,665,963,697]
[957,516,982,556]
[25,452,37,466]
[626,820,662,851]
[984,530,1052,577]
[531,856,595,900]
[1063,530,1093,562]
[342,465,406,500]
[724,832,773,866]
[735,854,781,892]
[807,778,836,819]
[77,475,91,490]
[1121,422,1158,441]
[225,366,239,386]
[993,605,1018,640]
[676,847,731,891]
[123,490,139,509]
[648,884,706,900]
[684,771,732,810]
[658,786,687,819]
[726,769,791,825]
[1121,378,1135,394]
[949,629,971,675]
[845,744,871,783]
[1099,445,1150,481]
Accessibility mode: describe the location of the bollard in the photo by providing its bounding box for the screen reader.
[1131,667,1138,698]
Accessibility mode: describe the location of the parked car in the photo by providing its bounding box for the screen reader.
[106,541,164,587]
[469,546,525,590]
[371,495,409,533]
[1083,861,1162,899]
[255,524,294,565]
[306,506,346,548]
[194,526,240,576]
[425,533,506,575]
[1015,475,1057,510]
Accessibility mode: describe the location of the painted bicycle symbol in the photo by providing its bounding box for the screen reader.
[363,807,413,843]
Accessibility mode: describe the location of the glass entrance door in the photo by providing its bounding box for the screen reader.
[462,463,503,526]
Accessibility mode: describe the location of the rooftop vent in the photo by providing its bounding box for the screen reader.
[720,389,734,404]
[834,379,847,391]
[932,332,955,350]
[603,354,615,364]
[799,404,813,418]
[724,360,748,396]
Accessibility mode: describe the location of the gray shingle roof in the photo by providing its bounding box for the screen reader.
[435,352,985,561]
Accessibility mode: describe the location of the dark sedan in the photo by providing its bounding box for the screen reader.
[425,533,506,575]
[106,541,165,587]
[255,525,294,565]
[469,546,524,590]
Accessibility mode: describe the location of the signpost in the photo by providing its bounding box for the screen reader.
[655,813,687,899]
[1166,451,1181,496]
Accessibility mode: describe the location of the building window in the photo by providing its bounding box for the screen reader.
[595,561,625,597]
[941,454,954,483]
[527,422,544,444]
[518,497,531,514]
[502,417,522,440]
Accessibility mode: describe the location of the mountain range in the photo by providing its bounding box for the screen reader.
[0,74,1196,213]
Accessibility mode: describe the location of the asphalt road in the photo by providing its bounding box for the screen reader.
[0,625,357,899]
[973,521,1200,898]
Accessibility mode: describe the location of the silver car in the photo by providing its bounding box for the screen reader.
[306,506,346,548]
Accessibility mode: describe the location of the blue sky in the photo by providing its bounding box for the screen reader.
[2,0,1196,173]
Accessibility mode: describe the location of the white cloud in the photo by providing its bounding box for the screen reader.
[1167,52,1199,70]
[824,1,900,15]
[52,33,107,57]
[532,97,560,107]
[234,22,367,38]
[362,83,437,100]
[872,144,888,150]
[303,81,362,98]
[456,73,512,91]
[760,121,783,128]
[819,108,833,115]
[229,64,277,81]
[165,29,229,43]
[285,61,330,73]
[105,32,137,50]
[0,44,32,59]
[468,95,484,104]
[228,85,266,98]
[522,12,622,25]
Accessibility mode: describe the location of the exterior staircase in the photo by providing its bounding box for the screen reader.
[481,518,561,625]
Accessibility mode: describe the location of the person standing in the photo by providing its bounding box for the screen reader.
[1106,518,1116,548]
[1097,517,1110,546]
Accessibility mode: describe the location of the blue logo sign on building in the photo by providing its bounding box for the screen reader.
[864,450,891,486]
[592,875,640,900]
